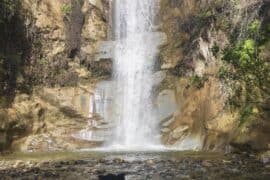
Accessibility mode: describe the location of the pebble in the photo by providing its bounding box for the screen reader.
[261,157,270,164]
[0,153,268,179]
[13,160,25,168]
[146,159,154,165]
[202,160,212,167]
[113,158,125,164]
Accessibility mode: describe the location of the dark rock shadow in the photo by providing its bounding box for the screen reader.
[0,1,33,107]
[98,173,125,180]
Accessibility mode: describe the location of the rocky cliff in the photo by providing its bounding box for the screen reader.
[159,0,270,152]
[0,0,269,153]
[0,0,111,152]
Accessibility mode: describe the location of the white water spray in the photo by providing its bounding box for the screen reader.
[76,0,202,151]
[109,0,162,148]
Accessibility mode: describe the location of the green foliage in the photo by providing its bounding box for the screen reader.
[267,23,270,32]
[197,10,213,19]
[188,10,215,42]
[218,63,234,80]
[61,4,72,15]
[171,62,187,77]
[220,18,270,125]
[38,58,49,66]
[259,23,270,44]
[195,10,214,28]
[190,75,208,89]
[248,20,261,35]
[221,36,267,88]
[239,104,258,126]
[223,39,257,69]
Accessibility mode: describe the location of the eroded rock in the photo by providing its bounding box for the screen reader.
[171,126,189,139]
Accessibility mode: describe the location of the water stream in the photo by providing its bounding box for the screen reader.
[110,0,162,148]
[77,0,169,150]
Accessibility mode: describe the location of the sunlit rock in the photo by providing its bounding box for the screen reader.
[171,126,189,139]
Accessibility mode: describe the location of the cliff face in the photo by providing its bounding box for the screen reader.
[159,0,270,151]
[0,0,110,152]
[0,0,269,152]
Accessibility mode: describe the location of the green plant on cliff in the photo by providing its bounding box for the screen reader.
[218,63,236,80]
[38,58,49,66]
[220,18,270,125]
[223,39,257,69]
[239,104,258,126]
[61,4,72,15]
[194,10,214,31]
[190,75,208,89]
[222,20,268,87]
[248,20,261,35]
[197,10,213,19]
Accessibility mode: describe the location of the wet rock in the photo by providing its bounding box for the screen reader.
[74,160,88,165]
[161,62,177,70]
[13,161,25,168]
[262,157,270,164]
[146,160,155,166]
[152,71,166,86]
[171,126,189,139]
[202,160,212,167]
[157,90,177,121]
[0,152,269,179]
[96,169,106,174]
[161,128,171,133]
[261,154,270,165]
[176,174,190,180]
[161,115,175,127]
[189,168,205,179]
[113,158,125,164]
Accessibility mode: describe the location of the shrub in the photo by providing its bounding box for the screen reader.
[223,39,257,69]
[239,104,258,126]
[220,17,270,126]
[218,64,233,80]
[198,10,212,19]
[248,20,261,35]
[61,4,72,15]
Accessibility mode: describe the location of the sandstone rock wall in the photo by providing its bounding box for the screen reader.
[159,0,270,151]
[0,0,110,152]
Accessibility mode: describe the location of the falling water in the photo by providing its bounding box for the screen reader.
[110,0,162,148]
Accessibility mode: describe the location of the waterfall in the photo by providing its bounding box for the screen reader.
[109,0,161,148]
